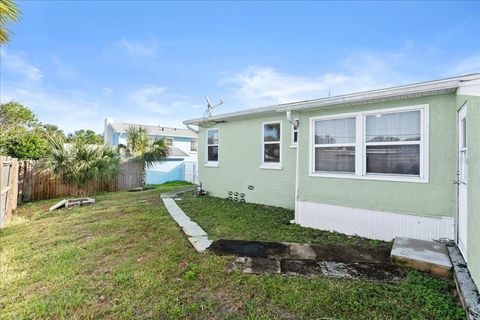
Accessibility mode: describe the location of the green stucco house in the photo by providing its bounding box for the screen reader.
[184,73,480,288]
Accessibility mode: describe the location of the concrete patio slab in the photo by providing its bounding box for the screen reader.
[391,237,452,277]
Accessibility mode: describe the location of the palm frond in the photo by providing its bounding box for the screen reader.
[0,0,21,44]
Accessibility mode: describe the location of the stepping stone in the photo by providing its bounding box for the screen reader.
[243,257,281,274]
[286,243,317,260]
[182,224,208,237]
[391,237,452,277]
[188,236,212,253]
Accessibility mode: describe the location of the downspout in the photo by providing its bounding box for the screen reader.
[286,111,300,224]
[185,123,199,134]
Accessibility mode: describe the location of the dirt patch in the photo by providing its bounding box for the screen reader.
[310,243,391,264]
[210,239,391,264]
[230,258,405,282]
[217,239,405,282]
[209,239,289,258]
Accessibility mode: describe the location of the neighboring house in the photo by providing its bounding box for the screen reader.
[104,119,198,184]
[184,73,480,288]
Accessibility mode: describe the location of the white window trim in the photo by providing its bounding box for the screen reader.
[165,137,174,147]
[309,104,429,183]
[190,138,198,153]
[205,128,219,167]
[290,119,299,148]
[261,121,282,169]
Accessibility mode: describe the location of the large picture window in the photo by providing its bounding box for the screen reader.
[310,105,428,182]
[262,122,281,168]
[206,129,218,164]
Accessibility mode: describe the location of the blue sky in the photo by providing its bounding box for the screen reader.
[1,1,479,133]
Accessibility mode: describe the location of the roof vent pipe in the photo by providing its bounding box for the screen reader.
[185,123,199,134]
[286,111,299,129]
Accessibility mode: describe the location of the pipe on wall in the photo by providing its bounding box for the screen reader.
[286,110,300,224]
[185,123,199,134]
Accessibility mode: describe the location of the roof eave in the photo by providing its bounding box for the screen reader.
[275,80,460,112]
[184,74,480,125]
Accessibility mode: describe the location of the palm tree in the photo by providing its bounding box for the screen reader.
[0,0,20,44]
[122,125,169,185]
[39,136,120,197]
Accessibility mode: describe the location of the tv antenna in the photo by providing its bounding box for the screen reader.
[203,96,223,119]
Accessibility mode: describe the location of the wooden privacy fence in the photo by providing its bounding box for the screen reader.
[17,159,144,203]
[1,156,19,228]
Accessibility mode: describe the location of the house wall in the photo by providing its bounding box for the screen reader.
[459,94,480,289]
[297,94,457,218]
[173,137,195,155]
[113,132,195,154]
[146,160,184,184]
[197,114,297,209]
[104,118,114,145]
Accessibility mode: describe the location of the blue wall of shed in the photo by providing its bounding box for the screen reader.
[145,161,184,184]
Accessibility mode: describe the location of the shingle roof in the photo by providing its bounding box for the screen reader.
[168,147,189,157]
[110,122,196,139]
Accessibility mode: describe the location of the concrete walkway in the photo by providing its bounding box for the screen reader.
[161,187,212,253]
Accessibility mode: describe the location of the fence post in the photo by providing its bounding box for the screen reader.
[10,158,18,211]
[0,156,3,227]
[0,156,19,227]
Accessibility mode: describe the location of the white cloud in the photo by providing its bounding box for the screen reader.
[102,86,114,97]
[129,85,169,114]
[128,85,197,115]
[448,54,480,76]
[50,55,76,80]
[0,49,43,81]
[219,51,419,108]
[0,85,104,133]
[114,37,158,57]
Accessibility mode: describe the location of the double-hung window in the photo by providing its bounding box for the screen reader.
[291,121,299,146]
[206,129,219,166]
[262,122,282,169]
[311,105,428,182]
[365,110,421,176]
[313,117,356,173]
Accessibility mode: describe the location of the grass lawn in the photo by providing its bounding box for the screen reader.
[177,192,387,247]
[1,183,465,319]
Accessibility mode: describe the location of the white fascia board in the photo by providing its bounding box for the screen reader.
[184,74,480,125]
[457,78,480,96]
[274,80,460,112]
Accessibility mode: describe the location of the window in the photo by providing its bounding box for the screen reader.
[262,122,281,168]
[291,122,299,146]
[310,105,428,182]
[365,111,421,175]
[206,129,219,165]
[190,139,197,152]
[314,117,356,173]
[165,138,173,147]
